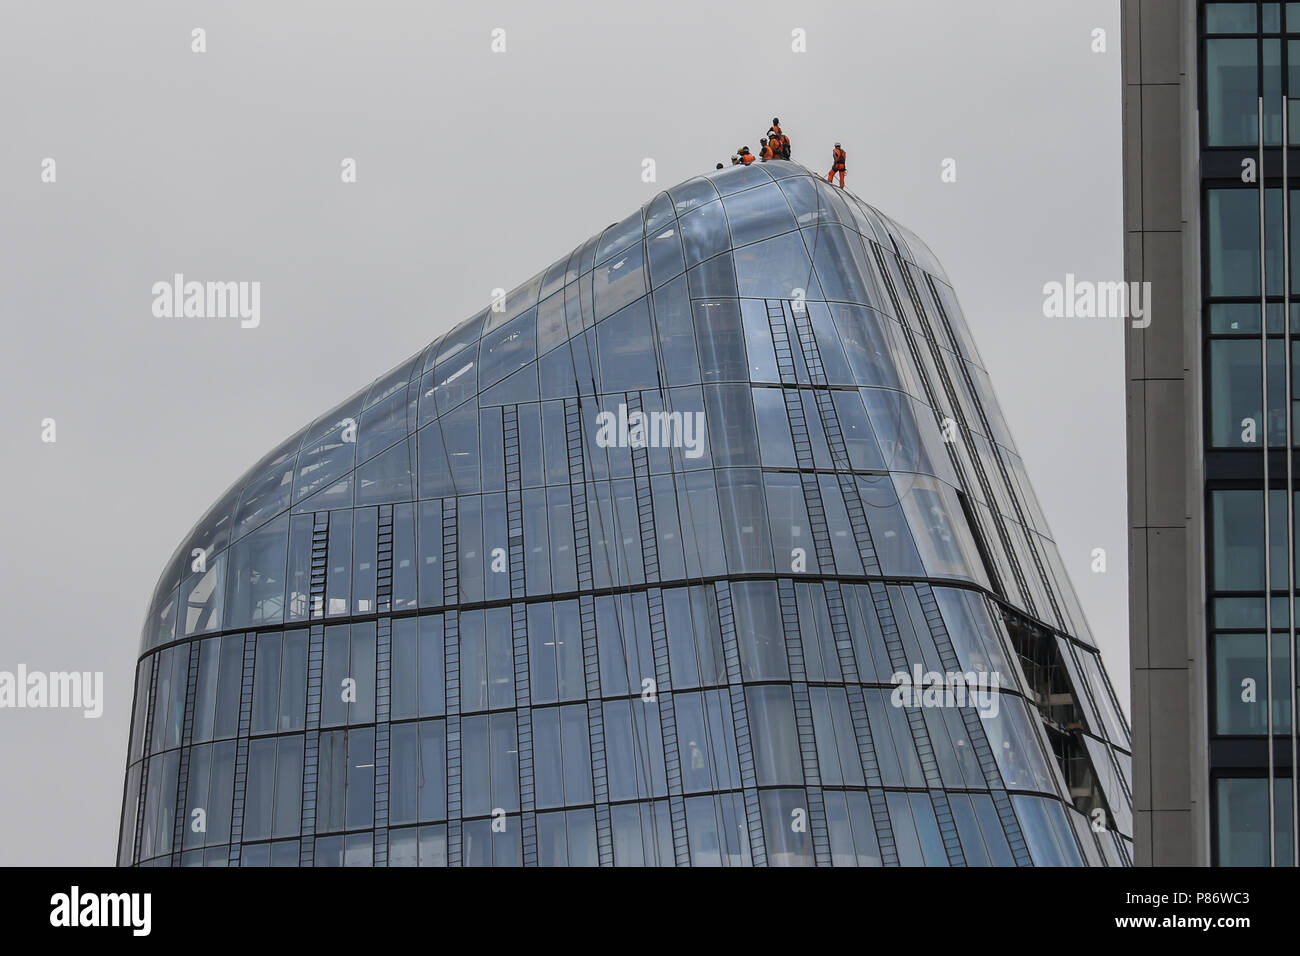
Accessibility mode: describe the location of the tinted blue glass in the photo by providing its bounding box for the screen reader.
[122,164,1128,867]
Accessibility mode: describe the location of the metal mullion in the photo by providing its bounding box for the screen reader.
[1259,97,1276,868]
[1286,94,1299,868]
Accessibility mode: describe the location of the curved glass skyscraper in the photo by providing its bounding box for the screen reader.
[118,161,1132,866]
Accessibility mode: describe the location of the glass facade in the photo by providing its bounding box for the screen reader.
[118,161,1131,866]
[1201,1,1300,864]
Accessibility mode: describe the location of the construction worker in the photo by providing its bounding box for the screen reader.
[766,119,790,159]
[739,146,755,165]
[759,138,774,161]
[827,142,846,187]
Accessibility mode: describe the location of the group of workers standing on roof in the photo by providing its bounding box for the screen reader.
[715,117,847,188]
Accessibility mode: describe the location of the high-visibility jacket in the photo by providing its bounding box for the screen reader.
[831,147,846,170]
[769,124,782,139]
[760,145,774,160]
[740,152,755,165]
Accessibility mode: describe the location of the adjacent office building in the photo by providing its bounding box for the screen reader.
[1125,0,1300,864]
[118,161,1131,866]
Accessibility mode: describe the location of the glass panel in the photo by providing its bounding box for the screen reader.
[732,581,787,680]
[685,792,751,866]
[687,252,738,299]
[733,232,821,300]
[1216,776,1295,865]
[760,789,814,866]
[611,800,675,867]
[1211,489,1291,590]
[676,689,741,793]
[764,472,819,574]
[753,388,795,467]
[651,275,700,386]
[1207,187,1286,296]
[597,297,658,389]
[1213,631,1293,733]
[593,245,647,322]
[678,200,731,267]
[595,209,643,265]
[694,299,747,383]
[747,685,802,786]
[664,586,725,688]
[1208,2,1256,32]
[721,182,798,247]
[1201,37,1253,145]
[603,699,667,800]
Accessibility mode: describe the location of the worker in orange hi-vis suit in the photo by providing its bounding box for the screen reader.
[827,142,846,187]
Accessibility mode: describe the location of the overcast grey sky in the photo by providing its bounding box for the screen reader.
[0,0,1124,865]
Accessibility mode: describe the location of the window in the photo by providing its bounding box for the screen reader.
[183,740,236,848]
[244,735,303,842]
[192,633,243,743]
[224,514,288,629]
[391,615,445,720]
[390,720,446,825]
[321,622,376,727]
[809,687,863,786]
[251,630,307,734]
[149,645,188,754]
[685,792,751,866]
[478,310,536,390]
[741,300,780,382]
[460,713,520,816]
[678,199,730,267]
[1206,38,1259,146]
[529,600,584,704]
[731,581,787,681]
[595,592,654,697]
[536,809,598,866]
[716,468,773,572]
[663,586,725,689]
[796,584,842,682]
[532,705,593,810]
[1213,632,1293,734]
[611,800,675,867]
[760,789,814,866]
[1206,188,1295,297]
[316,728,374,833]
[764,473,819,574]
[1216,777,1295,865]
[733,233,820,300]
[693,299,747,383]
[675,689,741,793]
[823,790,880,866]
[747,685,802,786]
[460,607,514,712]
[603,699,667,801]
[1013,794,1084,867]
[752,388,796,467]
[462,816,522,867]
[139,751,180,860]
[1211,489,1294,591]
[593,248,647,324]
